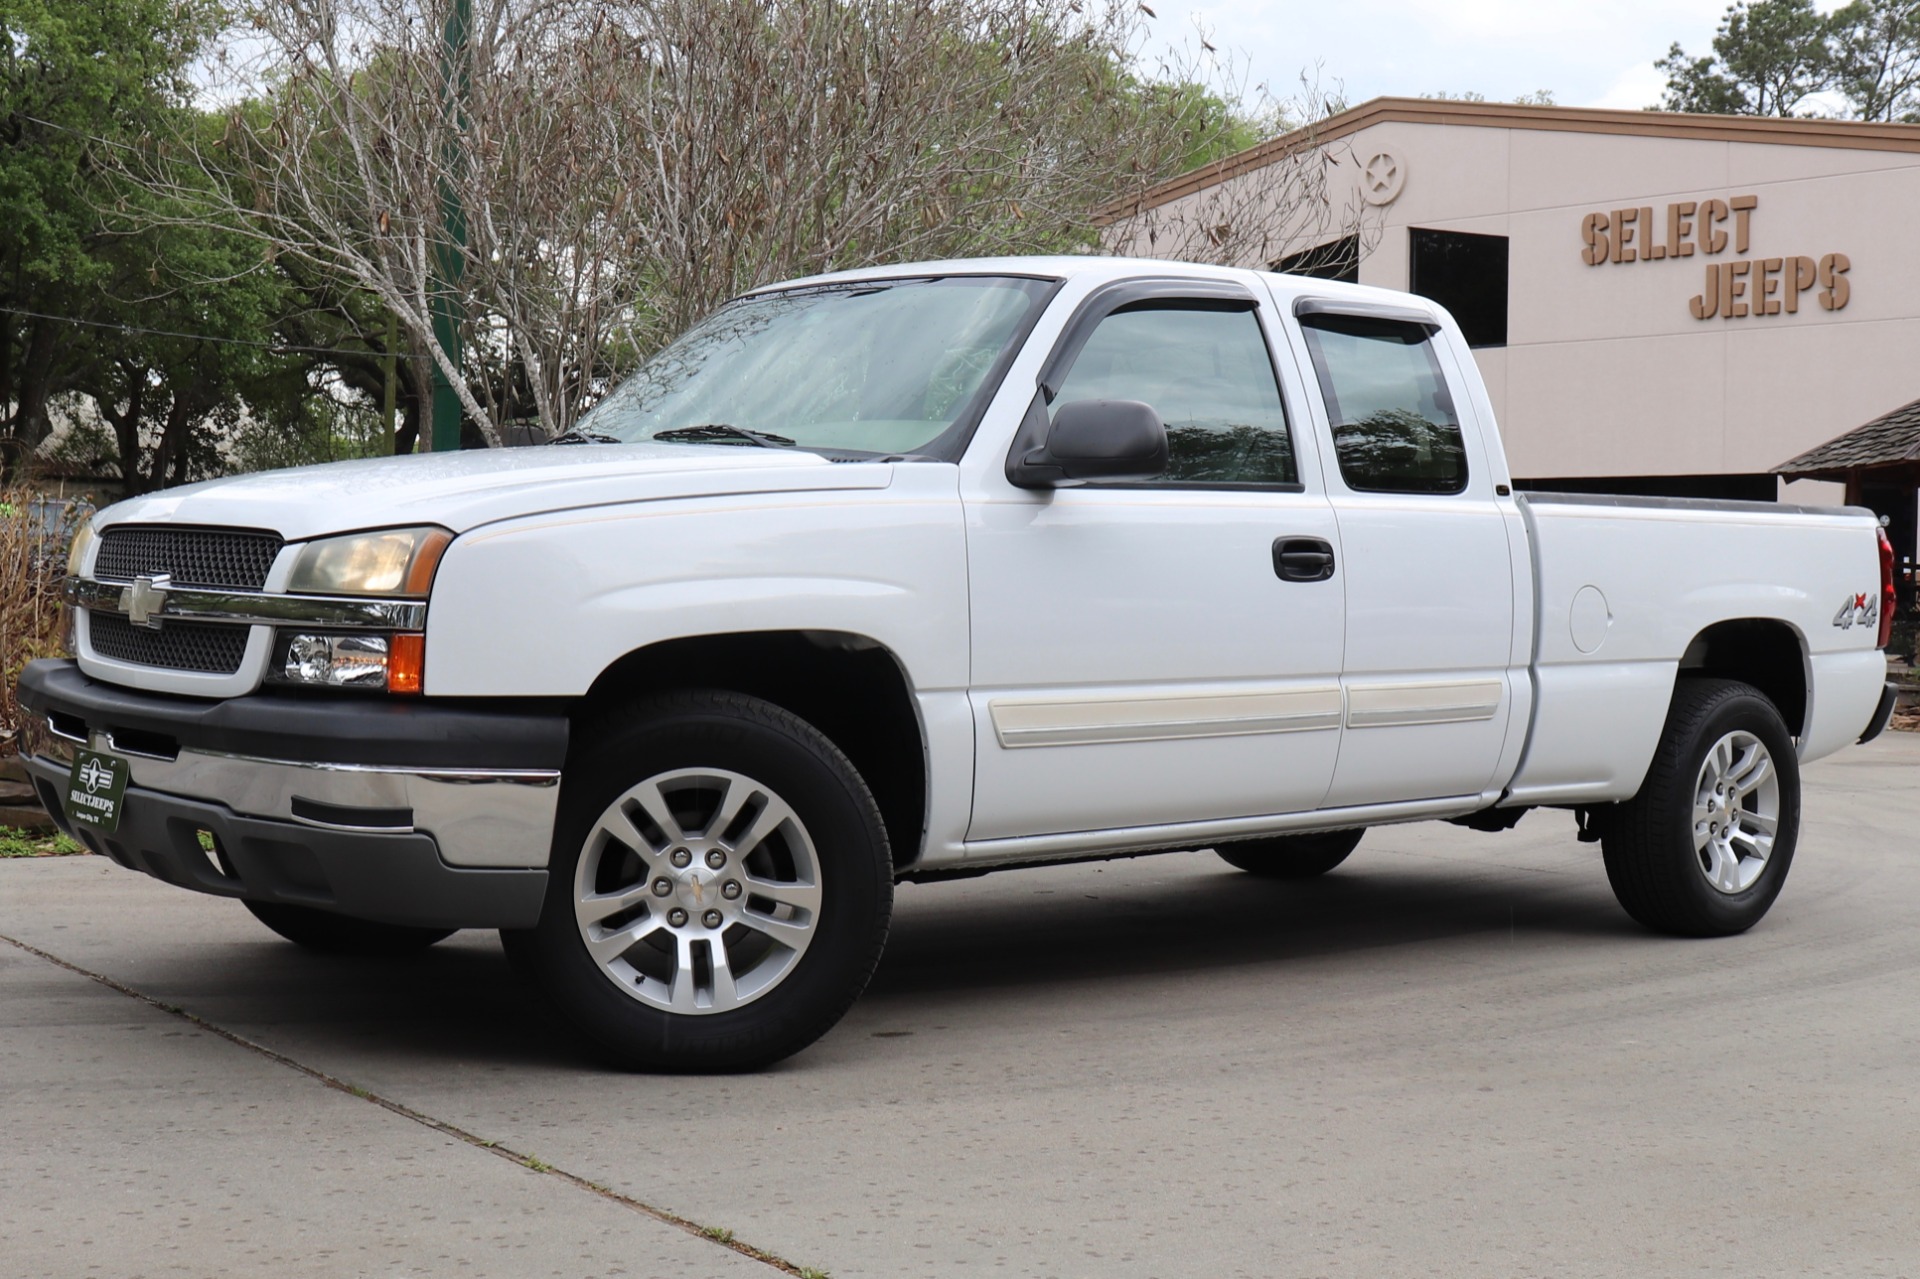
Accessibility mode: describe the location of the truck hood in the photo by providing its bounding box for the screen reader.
[93,444,894,541]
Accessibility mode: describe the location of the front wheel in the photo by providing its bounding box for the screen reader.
[1602,678,1799,937]
[502,691,893,1072]
[1216,828,1364,879]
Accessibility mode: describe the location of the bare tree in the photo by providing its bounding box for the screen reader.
[1096,73,1376,272]
[144,0,1361,444]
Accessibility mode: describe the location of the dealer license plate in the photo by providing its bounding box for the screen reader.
[64,749,129,835]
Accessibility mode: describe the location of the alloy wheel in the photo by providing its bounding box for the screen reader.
[572,767,822,1014]
[1692,730,1780,895]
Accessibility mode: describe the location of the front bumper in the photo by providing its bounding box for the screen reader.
[17,660,568,929]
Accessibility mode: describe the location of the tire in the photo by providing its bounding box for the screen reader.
[1215,828,1364,879]
[243,901,455,954]
[501,690,893,1073]
[1602,678,1800,937]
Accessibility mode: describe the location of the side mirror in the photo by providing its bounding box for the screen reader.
[1007,398,1169,488]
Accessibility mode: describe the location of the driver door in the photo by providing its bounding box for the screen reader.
[964,283,1346,841]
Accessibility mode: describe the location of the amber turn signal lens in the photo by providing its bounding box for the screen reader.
[389,633,425,695]
[404,529,454,596]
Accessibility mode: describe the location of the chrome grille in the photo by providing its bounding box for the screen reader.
[95,526,282,590]
[88,612,249,675]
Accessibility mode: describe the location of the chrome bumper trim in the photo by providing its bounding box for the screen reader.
[45,715,87,746]
[88,739,559,870]
[65,576,427,632]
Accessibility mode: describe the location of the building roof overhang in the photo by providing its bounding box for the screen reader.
[1776,397,1920,482]
[1099,96,1920,224]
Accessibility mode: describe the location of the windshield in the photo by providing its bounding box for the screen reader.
[576,275,1054,457]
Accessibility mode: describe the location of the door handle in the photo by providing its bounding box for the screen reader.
[1273,537,1336,582]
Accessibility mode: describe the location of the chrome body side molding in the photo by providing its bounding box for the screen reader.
[1344,680,1504,729]
[989,687,1344,748]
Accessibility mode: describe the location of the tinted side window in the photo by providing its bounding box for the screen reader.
[1052,304,1296,486]
[1298,314,1467,494]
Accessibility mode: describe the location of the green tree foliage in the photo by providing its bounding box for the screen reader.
[0,0,381,489]
[1659,0,1834,115]
[0,0,211,465]
[1830,0,1920,120]
[1137,80,1275,173]
[1659,0,1920,121]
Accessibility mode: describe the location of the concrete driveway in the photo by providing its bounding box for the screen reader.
[6,734,1920,1278]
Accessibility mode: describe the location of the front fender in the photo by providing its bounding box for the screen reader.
[421,475,969,698]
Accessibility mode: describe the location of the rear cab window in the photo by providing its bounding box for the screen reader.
[1297,312,1467,495]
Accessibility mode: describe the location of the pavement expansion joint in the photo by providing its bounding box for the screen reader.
[0,929,821,1278]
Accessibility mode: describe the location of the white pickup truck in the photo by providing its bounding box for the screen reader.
[18,256,1897,1071]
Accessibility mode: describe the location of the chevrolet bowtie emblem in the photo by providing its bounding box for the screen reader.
[119,573,173,630]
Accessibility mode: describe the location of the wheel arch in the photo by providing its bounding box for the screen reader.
[1677,618,1808,737]
[576,630,930,870]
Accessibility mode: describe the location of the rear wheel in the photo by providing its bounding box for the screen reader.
[243,901,455,954]
[1602,678,1799,937]
[502,690,892,1073]
[1215,828,1363,879]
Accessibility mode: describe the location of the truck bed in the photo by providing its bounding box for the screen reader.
[1505,491,1887,808]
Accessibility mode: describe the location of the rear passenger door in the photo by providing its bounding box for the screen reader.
[1288,301,1520,807]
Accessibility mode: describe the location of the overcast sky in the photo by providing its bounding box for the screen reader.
[1144,0,1774,113]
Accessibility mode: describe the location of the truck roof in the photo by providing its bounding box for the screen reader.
[749,254,1440,320]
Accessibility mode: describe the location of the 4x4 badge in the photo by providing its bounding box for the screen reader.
[1833,592,1879,630]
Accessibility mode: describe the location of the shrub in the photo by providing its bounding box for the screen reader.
[0,489,88,755]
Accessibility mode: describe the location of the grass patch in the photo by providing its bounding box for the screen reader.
[700,1226,735,1243]
[523,1155,552,1173]
[0,826,83,858]
[798,1269,832,1279]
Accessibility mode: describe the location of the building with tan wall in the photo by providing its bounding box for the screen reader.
[1105,98,1920,551]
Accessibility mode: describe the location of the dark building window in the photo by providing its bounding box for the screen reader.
[1273,235,1360,283]
[1409,228,1508,348]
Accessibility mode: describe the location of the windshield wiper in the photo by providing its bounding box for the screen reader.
[653,423,795,448]
[547,427,624,446]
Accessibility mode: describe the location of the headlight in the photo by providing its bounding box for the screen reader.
[287,526,452,596]
[66,519,96,577]
[274,633,425,694]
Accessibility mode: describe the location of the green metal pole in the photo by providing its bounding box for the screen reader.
[430,0,471,453]
[381,309,397,454]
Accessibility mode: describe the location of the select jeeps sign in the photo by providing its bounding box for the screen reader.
[1578,194,1850,320]
[64,749,128,835]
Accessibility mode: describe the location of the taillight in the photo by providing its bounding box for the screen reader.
[1878,526,1896,649]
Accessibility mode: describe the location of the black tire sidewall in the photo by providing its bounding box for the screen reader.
[1607,680,1800,936]
[1216,828,1364,879]
[511,692,892,1072]
[242,900,455,954]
